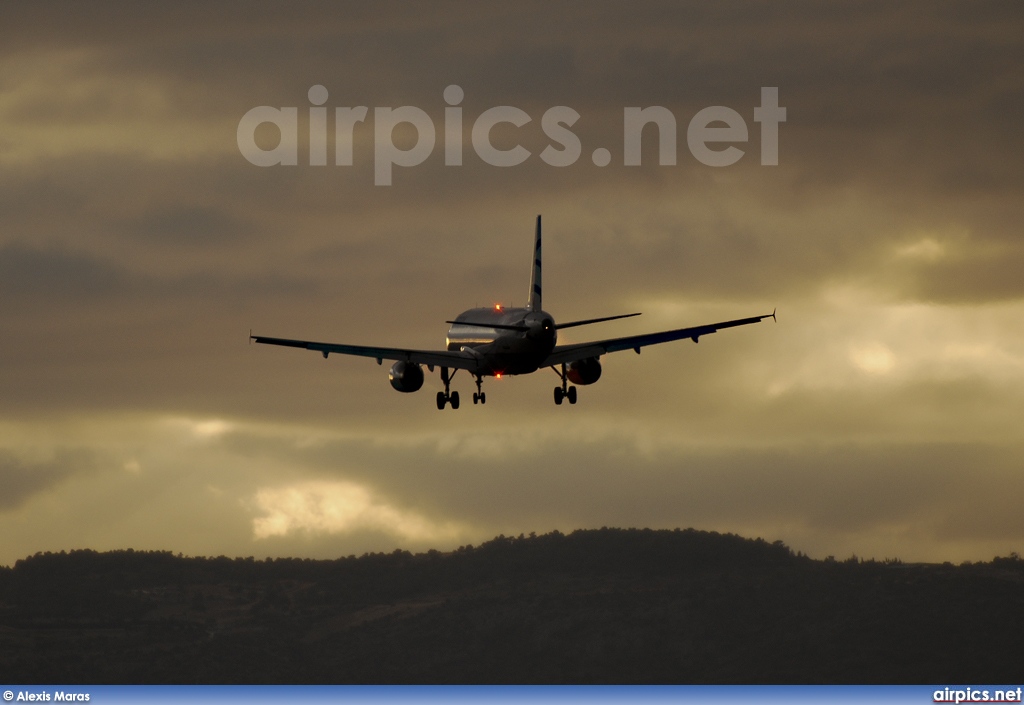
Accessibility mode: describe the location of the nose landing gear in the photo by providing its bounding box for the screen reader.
[472,374,486,405]
[436,369,489,409]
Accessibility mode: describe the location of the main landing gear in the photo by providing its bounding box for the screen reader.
[552,363,577,405]
[436,367,460,410]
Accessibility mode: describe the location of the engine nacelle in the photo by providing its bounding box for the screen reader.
[566,357,602,385]
[388,361,424,393]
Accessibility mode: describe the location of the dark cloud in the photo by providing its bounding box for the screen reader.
[215,426,1024,557]
[120,205,257,246]
[0,243,314,306]
[885,242,1024,304]
[0,449,97,510]
[0,244,129,300]
[0,1,1022,564]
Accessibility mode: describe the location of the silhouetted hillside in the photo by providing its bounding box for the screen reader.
[1,528,1022,683]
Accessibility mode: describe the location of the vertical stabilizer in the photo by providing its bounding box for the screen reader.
[527,215,542,311]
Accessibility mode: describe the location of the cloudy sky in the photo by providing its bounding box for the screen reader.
[1,2,1023,566]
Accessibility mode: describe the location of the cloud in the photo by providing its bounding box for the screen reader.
[0,2,1022,568]
[0,448,97,510]
[1,410,1021,568]
[849,342,896,375]
[215,419,1024,561]
[250,480,469,542]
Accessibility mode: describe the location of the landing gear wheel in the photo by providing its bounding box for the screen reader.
[437,367,460,410]
[551,363,578,406]
[471,374,486,406]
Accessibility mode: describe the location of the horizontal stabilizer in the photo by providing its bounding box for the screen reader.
[445,320,530,332]
[555,312,641,330]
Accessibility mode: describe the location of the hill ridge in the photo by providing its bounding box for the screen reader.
[2,527,1022,683]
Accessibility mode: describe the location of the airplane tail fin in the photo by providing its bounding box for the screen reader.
[527,215,542,311]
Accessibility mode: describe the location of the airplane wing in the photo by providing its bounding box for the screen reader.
[249,335,482,372]
[541,311,775,367]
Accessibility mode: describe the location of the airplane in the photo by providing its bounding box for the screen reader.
[250,215,775,410]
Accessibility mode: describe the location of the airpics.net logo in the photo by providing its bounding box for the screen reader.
[236,85,786,185]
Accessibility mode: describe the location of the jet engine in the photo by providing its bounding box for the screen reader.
[388,361,424,392]
[566,357,602,385]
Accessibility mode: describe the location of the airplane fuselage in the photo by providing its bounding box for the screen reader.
[446,306,556,376]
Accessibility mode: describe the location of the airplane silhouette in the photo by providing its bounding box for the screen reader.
[251,216,774,409]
